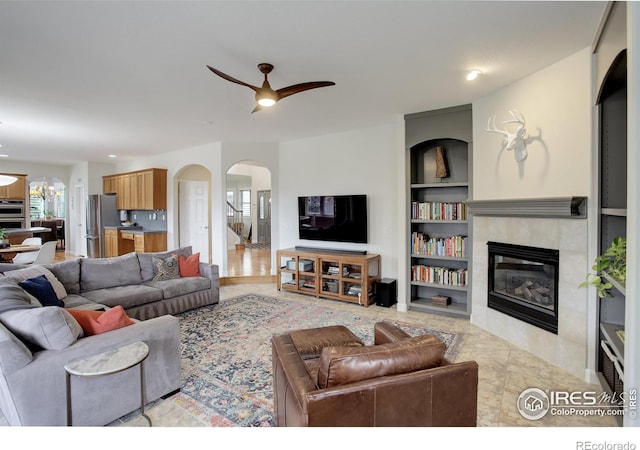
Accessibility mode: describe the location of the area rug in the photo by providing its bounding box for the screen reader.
[167,293,463,427]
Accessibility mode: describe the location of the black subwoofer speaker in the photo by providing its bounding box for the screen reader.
[376,278,397,307]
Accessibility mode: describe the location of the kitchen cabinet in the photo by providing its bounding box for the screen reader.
[0,174,27,200]
[103,168,167,210]
[134,232,167,253]
[104,229,119,258]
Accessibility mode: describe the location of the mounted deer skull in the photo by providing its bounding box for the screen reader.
[486,110,529,162]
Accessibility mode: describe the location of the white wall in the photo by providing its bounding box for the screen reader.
[472,47,593,200]
[279,122,401,280]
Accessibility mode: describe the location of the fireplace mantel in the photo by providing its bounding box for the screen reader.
[466,196,587,219]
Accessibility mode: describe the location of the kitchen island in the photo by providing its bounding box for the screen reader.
[4,226,52,245]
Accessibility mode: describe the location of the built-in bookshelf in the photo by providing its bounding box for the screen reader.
[405,105,472,318]
[594,2,627,425]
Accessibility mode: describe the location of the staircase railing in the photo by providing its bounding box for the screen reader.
[226,201,245,242]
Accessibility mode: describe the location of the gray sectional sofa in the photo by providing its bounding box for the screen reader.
[0,247,220,426]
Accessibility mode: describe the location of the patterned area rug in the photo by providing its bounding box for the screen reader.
[168,293,463,426]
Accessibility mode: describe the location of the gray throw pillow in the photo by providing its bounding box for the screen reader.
[2,265,67,300]
[0,307,83,350]
[152,256,180,281]
[0,278,41,313]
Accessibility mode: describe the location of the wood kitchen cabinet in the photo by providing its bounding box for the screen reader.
[104,229,119,258]
[0,174,27,200]
[103,176,117,195]
[103,168,166,210]
[134,232,167,253]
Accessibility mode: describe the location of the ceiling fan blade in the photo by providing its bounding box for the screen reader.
[276,81,335,100]
[206,65,259,92]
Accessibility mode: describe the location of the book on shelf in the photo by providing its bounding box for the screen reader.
[411,232,468,257]
[411,264,468,286]
[411,201,467,221]
[431,295,451,306]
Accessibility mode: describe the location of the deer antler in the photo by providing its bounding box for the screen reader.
[485,116,508,136]
[501,110,526,127]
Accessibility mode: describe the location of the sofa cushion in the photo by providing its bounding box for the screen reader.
[18,275,64,307]
[2,265,67,300]
[0,279,41,313]
[177,253,201,277]
[45,259,81,294]
[80,253,143,291]
[138,246,192,282]
[152,255,180,281]
[0,306,83,351]
[67,306,134,336]
[62,294,108,311]
[80,284,164,309]
[144,276,211,299]
[317,333,446,389]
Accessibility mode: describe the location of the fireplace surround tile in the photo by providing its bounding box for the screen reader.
[472,215,589,378]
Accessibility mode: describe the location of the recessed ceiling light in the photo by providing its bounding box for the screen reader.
[466,69,483,81]
[0,154,8,158]
[108,154,117,158]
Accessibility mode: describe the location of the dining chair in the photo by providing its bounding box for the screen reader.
[11,238,42,264]
[12,241,56,265]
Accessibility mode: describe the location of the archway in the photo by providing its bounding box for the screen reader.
[176,165,211,263]
[226,161,272,277]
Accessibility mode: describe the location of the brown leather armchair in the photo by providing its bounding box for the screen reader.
[271,322,478,427]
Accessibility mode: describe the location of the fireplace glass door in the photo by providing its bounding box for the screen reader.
[488,242,559,334]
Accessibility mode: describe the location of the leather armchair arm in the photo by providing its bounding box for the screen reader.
[272,334,318,425]
[374,321,411,345]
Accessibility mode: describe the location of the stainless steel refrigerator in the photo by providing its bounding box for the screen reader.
[86,194,120,258]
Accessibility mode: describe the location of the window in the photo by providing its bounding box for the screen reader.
[29,178,66,219]
[241,190,251,217]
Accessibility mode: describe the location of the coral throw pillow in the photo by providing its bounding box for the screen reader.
[67,306,135,336]
[177,253,200,277]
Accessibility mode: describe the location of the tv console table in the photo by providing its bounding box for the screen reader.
[276,248,381,307]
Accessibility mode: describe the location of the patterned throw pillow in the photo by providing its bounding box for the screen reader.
[152,256,180,281]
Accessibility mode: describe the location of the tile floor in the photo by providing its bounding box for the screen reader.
[0,282,619,429]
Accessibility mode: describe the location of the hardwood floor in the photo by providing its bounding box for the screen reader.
[224,247,273,284]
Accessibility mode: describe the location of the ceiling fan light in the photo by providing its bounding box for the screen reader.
[257,97,276,107]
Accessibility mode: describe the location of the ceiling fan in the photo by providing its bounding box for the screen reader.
[206,63,335,113]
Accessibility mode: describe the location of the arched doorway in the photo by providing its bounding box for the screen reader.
[176,165,211,263]
[226,161,271,277]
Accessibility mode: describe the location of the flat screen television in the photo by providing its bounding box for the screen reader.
[298,195,368,244]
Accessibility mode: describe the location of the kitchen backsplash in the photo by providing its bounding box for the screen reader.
[125,210,167,231]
